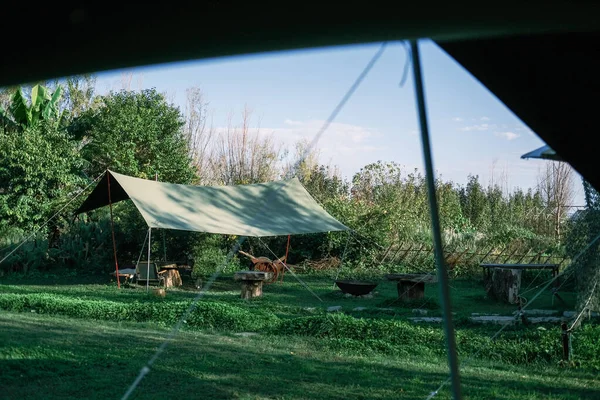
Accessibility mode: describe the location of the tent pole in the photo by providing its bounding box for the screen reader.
[282,234,291,282]
[285,235,291,262]
[410,40,462,399]
[107,171,120,289]
[162,230,167,262]
[333,231,351,289]
[147,227,152,293]
[155,173,167,263]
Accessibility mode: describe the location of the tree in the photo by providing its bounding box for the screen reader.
[73,88,196,184]
[184,87,215,184]
[60,75,98,119]
[283,138,320,182]
[210,106,282,185]
[459,175,489,229]
[566,180,600,321]
[0,121,83,232]
[0,85,64,132]
[537,161,574,240]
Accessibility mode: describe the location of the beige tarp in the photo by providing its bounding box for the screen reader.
[76,170,348,237]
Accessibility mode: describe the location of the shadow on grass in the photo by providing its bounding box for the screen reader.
[2,312,599,400]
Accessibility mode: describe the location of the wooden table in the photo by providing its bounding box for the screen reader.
[479,263,562,304]
[480,263,559,279]
[385,273,438,301]
[234,271,273,299]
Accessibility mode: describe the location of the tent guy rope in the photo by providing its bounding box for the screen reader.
[257,237,323,302]
[0,171,104,266]
[120,42,387,400]
[425,229,600,399]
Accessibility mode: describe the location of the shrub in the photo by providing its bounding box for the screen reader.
[191,235,240,278]
[0,293,277,331]
[274,313,600,369]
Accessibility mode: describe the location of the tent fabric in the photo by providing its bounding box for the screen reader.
[521,145,563,161]
[77,170,349,237]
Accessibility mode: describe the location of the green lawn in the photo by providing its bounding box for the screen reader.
[0,274,596,399]
[2,311,599,400]
[0,271,575,319]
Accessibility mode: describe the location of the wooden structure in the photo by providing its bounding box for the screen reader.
[238,250,289,283]
[234,271,273,299]
[158,263,183,288]
[110,267,136,285]
[480,263,561,304]
[386,273,438,301]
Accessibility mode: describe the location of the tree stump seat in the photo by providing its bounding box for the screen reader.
[480,264,560,305]
[234,271,274,299]
[158,263,183,288]
[385,273,438,301]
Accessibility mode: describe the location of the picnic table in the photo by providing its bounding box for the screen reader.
[385,273,438,301]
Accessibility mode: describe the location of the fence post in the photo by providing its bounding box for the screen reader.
[561,322,570,361]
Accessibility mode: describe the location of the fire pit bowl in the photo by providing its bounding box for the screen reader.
[335,280,378,296]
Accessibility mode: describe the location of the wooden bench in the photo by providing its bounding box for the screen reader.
[234,271,273,299]
[385,273,438,301]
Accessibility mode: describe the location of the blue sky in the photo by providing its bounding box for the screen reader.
[94,40,584,205]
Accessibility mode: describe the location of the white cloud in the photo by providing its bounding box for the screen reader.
[452,117,463,122]
[494,131,520,141]
[214,119,384,178]
[480,116,490,121]
[460,123,494,132]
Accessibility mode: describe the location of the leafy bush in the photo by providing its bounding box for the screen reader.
[0,292,277,331]
[274,313,600,369]
[191,235,240,278]
[0,228,51,275]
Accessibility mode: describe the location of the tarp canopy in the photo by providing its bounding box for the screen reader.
[521,145,563,161]
[76,170,349,237]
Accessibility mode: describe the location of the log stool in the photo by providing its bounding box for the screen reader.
[234,271,273,299]
[386,273,438,301]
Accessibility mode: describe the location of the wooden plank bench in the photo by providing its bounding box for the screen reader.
[385,273,438,301]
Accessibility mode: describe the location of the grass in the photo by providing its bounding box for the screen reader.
[0,271,575,319]
[2,311,599,400]
[0,273,596,399]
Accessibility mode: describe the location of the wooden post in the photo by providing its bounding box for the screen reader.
[561,322,570,361]
[107,172,120,289]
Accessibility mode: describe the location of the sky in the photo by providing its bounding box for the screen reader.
[94,40,585,206]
